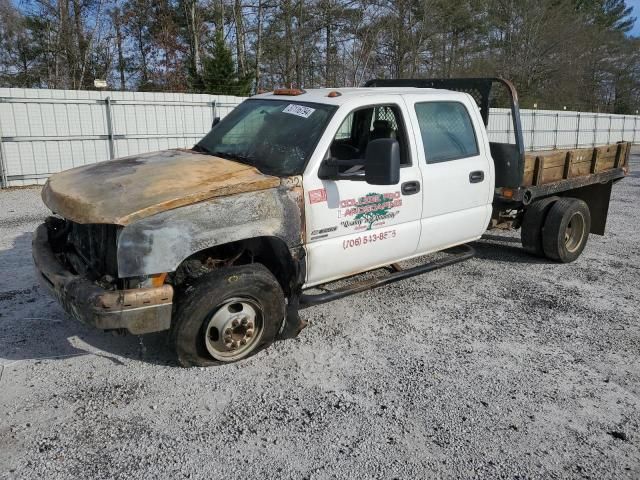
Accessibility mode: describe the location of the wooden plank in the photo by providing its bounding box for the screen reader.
[534,150,567,168]
[570,160,592,177]
[522,169,534,186]
[522,143,626,187]
[541,166,565,184]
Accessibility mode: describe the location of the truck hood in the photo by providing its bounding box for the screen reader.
[42,149,281,225]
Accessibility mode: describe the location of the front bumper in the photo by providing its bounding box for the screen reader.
[32,224,173,334]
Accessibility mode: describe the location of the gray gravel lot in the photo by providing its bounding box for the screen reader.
[1,149,639,479]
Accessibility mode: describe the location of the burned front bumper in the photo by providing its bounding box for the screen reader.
[32,223,173,335]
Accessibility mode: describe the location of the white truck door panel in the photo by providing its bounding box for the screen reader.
[303,98,423,287]
[404,95,494,253]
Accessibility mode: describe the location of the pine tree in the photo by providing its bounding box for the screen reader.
[202,30,252,96]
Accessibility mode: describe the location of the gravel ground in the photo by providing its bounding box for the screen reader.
[1,148,639,479]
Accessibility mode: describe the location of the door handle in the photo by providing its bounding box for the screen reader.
[401,181,421,195]
[469,171,485,183]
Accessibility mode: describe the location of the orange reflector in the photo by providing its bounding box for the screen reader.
[273,88,305,96]
[327,91,341,97]
[150,272,168,288]
[502,188,514,199]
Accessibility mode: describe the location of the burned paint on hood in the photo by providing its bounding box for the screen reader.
[41,149,281,225]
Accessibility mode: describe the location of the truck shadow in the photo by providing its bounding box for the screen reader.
[0,232,177,369]
[1,229,549,369]
[471,233,553,265]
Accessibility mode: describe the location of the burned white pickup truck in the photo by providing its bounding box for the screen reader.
[33,78,630,366]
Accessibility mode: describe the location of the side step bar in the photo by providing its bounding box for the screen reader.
[299,244,475,308]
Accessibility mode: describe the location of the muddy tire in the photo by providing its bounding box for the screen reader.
[542,198,591,263]
[170,264,285,367]
[520,196,559,256]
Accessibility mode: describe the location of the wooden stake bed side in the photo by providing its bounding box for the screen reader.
[522,142,630,187]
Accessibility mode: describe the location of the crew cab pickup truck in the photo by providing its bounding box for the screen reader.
[33,78,631,366]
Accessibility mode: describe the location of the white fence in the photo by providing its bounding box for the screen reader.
[489,108,640,150]
[0,88,638,188]
[0,88,244,187]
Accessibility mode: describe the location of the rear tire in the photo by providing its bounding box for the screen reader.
[521,196,559,256]
[542,198,591,263]
[170,264,285,367]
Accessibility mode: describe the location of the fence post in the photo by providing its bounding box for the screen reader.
[575,113,581,148]
[211,100,217,124]
[104,97,115,160]
[622,115,626,142]
[634,116,638,144]
[0,129,7,189]
[607,115,612,144]
[554,112,559,149]
[530,110,536,151]
[593,115,597,147]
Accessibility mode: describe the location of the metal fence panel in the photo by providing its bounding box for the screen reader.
[0,89,638,188]
[0,88,244,187]
[488,108,640,151]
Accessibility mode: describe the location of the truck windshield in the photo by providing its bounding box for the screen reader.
[196,99,337,176]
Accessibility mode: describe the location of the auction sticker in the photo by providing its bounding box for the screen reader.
[283,104,315,118]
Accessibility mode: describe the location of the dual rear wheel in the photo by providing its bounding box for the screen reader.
[521,196,591,263]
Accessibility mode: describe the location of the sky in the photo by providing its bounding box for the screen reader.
[630,0,640,36]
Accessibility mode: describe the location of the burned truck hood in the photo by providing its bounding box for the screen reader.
[41,149,281,225]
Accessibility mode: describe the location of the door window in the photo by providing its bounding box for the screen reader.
[415,102,479,164]
[329,104,411,170]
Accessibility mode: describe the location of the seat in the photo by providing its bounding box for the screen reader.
[370,120,396,140]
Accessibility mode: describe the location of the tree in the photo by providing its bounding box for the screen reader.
[202,30,252,96]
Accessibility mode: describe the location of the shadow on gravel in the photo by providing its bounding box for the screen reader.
[473,233,553,265]
[0,233,177,368]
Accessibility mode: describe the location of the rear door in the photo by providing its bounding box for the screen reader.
[403,94,494,253]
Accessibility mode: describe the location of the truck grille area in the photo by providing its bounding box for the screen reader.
[66,222,120,279]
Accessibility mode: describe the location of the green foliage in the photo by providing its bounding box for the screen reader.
[0,0,638,112]
[202,31,252,96]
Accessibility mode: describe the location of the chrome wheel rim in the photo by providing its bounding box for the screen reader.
[564,211,586,253]
[204,298,263,361]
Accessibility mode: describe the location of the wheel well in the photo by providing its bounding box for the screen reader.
[171,236,302,296]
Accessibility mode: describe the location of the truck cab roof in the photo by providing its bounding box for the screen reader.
[253,87,467,106]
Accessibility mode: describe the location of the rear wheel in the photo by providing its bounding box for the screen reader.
[520,196,559,256]
[542,198,591,263]
[171,264,285,367]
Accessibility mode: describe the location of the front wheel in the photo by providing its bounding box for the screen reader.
[170,264,285,367]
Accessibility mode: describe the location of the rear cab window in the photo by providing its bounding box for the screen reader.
[414,101,479,164]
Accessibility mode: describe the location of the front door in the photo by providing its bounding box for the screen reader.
[303,99,423,287]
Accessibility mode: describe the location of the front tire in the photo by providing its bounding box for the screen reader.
[542,198,591,263]
[171,264,285,367]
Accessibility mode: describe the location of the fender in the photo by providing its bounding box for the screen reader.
[117,182,304,277]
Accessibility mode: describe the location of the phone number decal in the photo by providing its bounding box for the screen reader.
[342,230,396,249]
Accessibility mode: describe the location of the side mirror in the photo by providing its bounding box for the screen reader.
[365,138,400,185]
[212,117,221,128]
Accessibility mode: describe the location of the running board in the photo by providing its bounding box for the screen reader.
[299,244,475,308]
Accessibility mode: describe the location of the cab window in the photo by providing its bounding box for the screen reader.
[329,105,410,171]
[414,101,479,164]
